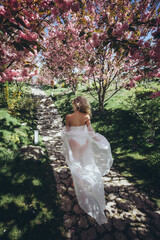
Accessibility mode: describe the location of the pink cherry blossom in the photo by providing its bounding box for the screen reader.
[34,69,38,75]
[134,75,142,81]
[122,21,129,31]
[9,0,20,9]
[92,33,100,47]
[149,50,156,58]
[22,9,31,17]
[24,19,30,28]
[71,1,80,12]
[0,6,5,16]
[0,0,160,90]
[156,17,160,24]
[18,31,38,42]
[50,7,60,17]
[22,69,28,77]
[138,40,144,46]
[155,72,160,78]
[144,42,150,48]
[84,16,91,23]
[112,22,124,37]
[0,76,4,83]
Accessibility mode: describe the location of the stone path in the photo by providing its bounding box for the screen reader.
[31,87,160,240]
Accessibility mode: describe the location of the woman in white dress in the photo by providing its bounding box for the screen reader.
[61,96,113,225]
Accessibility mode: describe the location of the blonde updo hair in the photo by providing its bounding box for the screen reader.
[72,96,91,116]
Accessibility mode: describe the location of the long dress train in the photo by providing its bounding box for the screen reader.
[61,124,113,225]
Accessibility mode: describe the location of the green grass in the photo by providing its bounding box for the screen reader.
[42,86,68,97]
[0,150,65,240]
[0,109,32,150]
[0,91,65,240]
[51,83,160,208]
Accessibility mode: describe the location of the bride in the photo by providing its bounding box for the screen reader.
[61,96,113,225]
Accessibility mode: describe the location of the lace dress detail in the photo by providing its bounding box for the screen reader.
[61,124,113,225]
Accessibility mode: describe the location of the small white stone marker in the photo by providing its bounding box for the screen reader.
[34,130,39,144]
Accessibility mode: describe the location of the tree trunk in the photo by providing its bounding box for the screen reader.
[99,101,104,112]
[115,79,118,90]
[98,90,105,112]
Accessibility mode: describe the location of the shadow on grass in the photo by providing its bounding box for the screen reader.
[92,108,148,150]
[0,118,20,132]
[0,151,65,240]
[0,111,34,149]
[92,108,160,201]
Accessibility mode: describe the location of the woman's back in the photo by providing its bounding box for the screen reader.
[66,111,90,127]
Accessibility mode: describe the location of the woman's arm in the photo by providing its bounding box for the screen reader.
[85,115,99,140]
[85,115,91,127]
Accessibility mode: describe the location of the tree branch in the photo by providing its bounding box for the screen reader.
[104,88,121,102]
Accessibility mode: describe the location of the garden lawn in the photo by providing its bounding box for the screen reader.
[0,93,65,240]
[50,84,160,208]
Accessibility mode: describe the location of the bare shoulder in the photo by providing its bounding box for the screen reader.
[65,114,72,126]
[66,114,71,119]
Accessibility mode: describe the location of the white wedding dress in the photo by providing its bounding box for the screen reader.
[61,124,113,225]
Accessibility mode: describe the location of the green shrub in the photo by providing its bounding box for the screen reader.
[127,87,160,144]
[135,86,156,99]
[41,85,53,90]
[61,82,67,88]
[14,94,38,128]
[146,152,160,177]
[54,83,60,89]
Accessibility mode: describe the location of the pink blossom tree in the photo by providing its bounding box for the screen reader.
[0,0,159,107]
[42,0,160,110]
[0,0,82,83]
